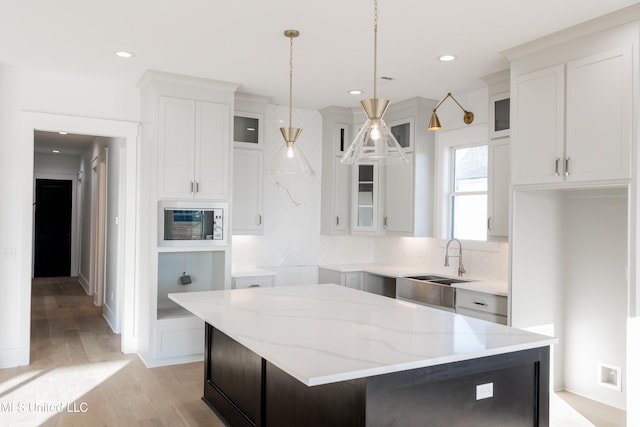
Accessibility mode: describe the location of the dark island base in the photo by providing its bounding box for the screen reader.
[203,323,550,427]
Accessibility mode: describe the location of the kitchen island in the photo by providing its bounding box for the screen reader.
[169,284,555,427]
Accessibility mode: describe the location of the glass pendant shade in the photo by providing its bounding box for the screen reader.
[267,29,314,176]
[267,127,314,175]
[341,98,408,164]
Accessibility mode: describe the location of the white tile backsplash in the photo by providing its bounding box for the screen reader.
[232,103,508,282]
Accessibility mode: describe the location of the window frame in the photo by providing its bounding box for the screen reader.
[435,124,489,242]
[448,143,488,241]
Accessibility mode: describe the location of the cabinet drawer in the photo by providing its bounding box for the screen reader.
[456,290,507,316]
[456,307,508,325]
[232,276,274,289]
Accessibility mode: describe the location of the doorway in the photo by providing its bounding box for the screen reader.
[18,112,139,366]
[34,179,73,277]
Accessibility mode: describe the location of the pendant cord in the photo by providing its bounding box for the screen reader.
[289,34,294,129]
[373,0,378,100]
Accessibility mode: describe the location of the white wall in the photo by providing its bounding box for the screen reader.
[374,237,508,282]
[78,145,95,289]
[511,188,628,409]
[563,189,627,409]
[34,152,80,174]
[0,64,139,367]
[103,137,124,332]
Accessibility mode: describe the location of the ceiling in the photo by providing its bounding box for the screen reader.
[3,0,639,113]
[33,131,96,156]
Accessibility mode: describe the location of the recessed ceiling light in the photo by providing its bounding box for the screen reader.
[52,150,61,154]
[115,51,134,58]
[58,131,68,135]
[438,54,457,62]
[349,89,363,95]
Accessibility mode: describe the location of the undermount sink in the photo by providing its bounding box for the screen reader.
[405,275,469,285]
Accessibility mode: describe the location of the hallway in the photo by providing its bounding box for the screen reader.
[0,277,223,426]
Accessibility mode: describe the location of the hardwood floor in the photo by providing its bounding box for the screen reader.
[554,390,626,427]
[0,277,627,426]
[0,277,225,426]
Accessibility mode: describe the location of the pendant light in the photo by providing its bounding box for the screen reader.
[341,0,408,165]
[267,29,315,176]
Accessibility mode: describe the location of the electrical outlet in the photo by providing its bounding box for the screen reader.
[2,247,16,257]
[476,382,494,400]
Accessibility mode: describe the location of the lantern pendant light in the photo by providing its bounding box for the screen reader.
[267,29,315,176]
[341,0,407,165]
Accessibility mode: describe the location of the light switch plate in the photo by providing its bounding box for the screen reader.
[476,382,494,400]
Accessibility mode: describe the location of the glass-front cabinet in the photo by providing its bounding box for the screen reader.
[352,163,379,233]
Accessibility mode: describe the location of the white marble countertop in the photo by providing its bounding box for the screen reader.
[169,284,553,387]
[454,280,508,296]
[231,267,277,278]
[319,263,508,296]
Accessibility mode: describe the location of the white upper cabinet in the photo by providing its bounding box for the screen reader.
[384,154,415,234]
[158,96,230,200]
[381,99,436,237]
[320,107,352,235]
[352,162,380,234]
[565,47,632,182]
[511,65,565,186]
[512,46,632,187]
[233,148,263,234]
[487,139,510,239]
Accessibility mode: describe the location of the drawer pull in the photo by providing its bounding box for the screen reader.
[473,301,487,306]
[249,284,261,288]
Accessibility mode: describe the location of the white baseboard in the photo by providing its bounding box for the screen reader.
[103,302,119,334]
[0,348,29,368]
[78,273,92,295]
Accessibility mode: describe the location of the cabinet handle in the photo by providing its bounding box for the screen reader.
[473,301,487,306]
[258,214,262,226]
[249,284,261,288]
[336,216,340,226]
[196,181,200,193]
[487,217,492,231]
[564,157,570,176]
[384,215,388,228]
[190,181,194,193]
[554,158,560,176]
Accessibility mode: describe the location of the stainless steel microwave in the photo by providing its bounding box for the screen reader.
[158,201,228,247]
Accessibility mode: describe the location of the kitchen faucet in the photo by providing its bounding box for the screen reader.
[444,239,466,277]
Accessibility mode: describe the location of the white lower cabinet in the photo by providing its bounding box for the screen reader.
[318,268,363,291]
[155,317,204,361]
[455,289,507,325]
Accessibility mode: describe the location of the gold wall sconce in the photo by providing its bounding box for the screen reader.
[428,92,474,131]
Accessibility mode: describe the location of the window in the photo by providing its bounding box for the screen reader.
[449,144,488,241]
